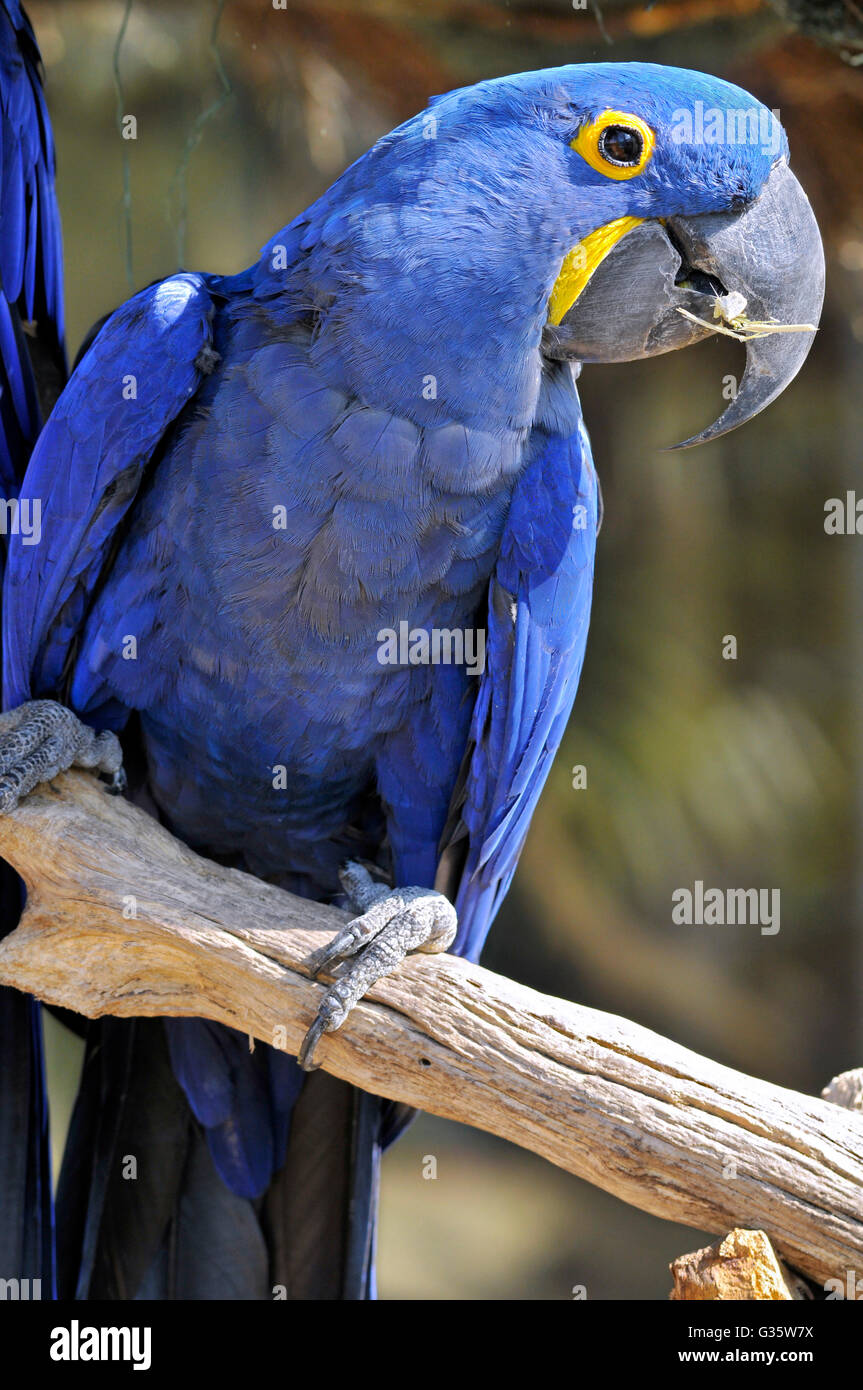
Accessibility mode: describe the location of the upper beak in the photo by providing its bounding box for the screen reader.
[542,161,825,448]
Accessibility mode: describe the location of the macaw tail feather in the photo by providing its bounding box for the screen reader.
[0,861,54,1296]
[56,1016,381,1300]
[261,1071,380,1299]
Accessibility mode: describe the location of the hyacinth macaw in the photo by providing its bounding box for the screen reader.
[0,48,823,1299]
[0,0,64,1296]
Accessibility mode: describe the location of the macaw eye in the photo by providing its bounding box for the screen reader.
[570,110,655,181]
[598,125,643,167]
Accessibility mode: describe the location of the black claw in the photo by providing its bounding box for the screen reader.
[103,767,127,795]
[297,1016,326,1072]
[308,937,350,978]
[305,943,335,979]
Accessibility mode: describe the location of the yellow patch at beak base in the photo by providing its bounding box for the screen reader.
[547,215,644,327]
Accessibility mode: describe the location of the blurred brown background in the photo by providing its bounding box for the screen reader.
[32,0,863,1299]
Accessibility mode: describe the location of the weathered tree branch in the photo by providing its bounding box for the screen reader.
[0,771,860,1287]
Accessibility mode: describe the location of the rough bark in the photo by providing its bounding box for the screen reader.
[0,772,860,1288]
[670,1228,812,1300]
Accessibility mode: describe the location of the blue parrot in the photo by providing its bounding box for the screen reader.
[0,57,823,1298]
[0,0,64,1298]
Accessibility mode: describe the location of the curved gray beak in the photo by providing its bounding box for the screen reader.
[542,162,825,448]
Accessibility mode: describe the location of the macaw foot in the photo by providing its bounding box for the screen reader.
[0,699,125,813]
[297,861,457,1071]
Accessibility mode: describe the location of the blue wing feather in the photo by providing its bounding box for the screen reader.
[1,268,313,1207]
[0,1,62,1295]
[0,2,64,496]
[451,415,598,960]
[3,272,216,708]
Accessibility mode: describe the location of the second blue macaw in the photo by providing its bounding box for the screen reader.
[0,0,64,1297]
[0,60,823,1298]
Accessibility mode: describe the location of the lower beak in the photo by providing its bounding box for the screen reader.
[542,162,825,448]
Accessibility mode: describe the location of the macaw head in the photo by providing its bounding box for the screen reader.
[518,64,824,446]
[276,62,823,444]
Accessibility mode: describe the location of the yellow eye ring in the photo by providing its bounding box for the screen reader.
[570,110,655,181]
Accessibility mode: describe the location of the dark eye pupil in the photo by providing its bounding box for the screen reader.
[599,125,642,166]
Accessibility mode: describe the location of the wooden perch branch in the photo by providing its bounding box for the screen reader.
[0,772,860,1288]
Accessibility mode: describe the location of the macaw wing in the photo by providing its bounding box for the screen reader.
[0,1,64,493]
[439,420,598,961]
[3,272,217,709]
[0,5,68,1294]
